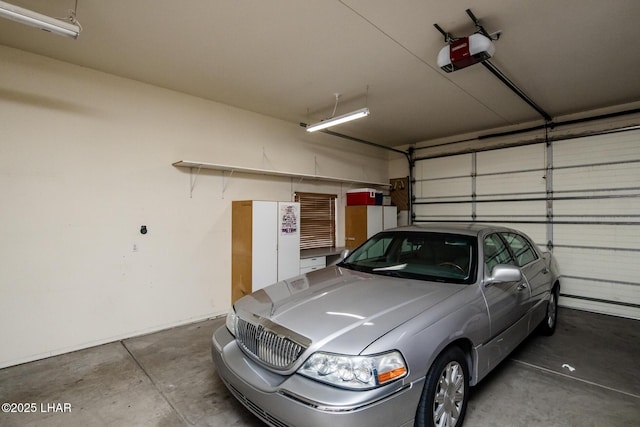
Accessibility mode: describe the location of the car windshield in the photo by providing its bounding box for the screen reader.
[339,231,477,284]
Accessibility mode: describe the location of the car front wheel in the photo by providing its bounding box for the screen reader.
[415,346,469,427]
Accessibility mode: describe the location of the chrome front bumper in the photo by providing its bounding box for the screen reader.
[211,326,422,427]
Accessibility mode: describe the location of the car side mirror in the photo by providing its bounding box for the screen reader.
[486,264,522,286]
[330,249,350,266]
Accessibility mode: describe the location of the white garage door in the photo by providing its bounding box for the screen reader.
[413,128,640,319]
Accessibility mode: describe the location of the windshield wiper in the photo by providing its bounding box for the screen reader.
[372,264,407,271]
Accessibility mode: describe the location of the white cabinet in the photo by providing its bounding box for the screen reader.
[383,206,398,230]
[232,200,300,303]
[300,256,326,274]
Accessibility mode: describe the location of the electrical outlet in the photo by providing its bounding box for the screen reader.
[133,244,138,252]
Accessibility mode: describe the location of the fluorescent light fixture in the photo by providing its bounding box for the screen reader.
[306,107,370,132]
[0,1,80,39]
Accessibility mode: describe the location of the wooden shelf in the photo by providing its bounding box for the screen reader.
[172,160,390,187]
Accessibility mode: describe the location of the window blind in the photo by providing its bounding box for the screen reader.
[294,192,337,250]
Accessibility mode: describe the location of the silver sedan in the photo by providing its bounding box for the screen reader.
[212,223,560,427]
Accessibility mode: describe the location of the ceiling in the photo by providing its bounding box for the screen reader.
[1,0,639,148]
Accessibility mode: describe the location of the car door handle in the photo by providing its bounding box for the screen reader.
[517,283,528,291]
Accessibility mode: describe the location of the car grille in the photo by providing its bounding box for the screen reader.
[236,318,307,369]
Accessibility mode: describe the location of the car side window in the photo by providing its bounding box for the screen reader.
[483,233,515,273]
[501,232,538,266]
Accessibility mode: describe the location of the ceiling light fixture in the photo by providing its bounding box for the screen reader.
[306,93,370,132]
[306,107,370,133]
[0,1,81,39]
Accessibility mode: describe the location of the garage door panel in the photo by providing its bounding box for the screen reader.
[476,215,546,226]
[554,163,640,192]
[560,278,640,320]
[560,295,640,320]
[554,132,640,167]
[416,177,471,199]
[562,279,639,305]
[414,203,471,220]
[554,197,640,217]
[524,226,548,246]
[416,154,471,180]
[554,247,639,284]
[477,144,544,174]
[476,172,546,196]
[554,224,640,250]
[476,201,546,217]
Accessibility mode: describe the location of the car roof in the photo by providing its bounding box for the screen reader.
[387,222,517,237]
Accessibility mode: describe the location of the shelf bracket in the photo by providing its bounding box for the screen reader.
[189,165,203,198]
[222,169,235,197]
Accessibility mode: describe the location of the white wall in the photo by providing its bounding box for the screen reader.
[0,46,391,368]
[388,152,409,181]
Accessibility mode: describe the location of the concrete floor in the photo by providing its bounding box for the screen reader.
[1,308,638,427]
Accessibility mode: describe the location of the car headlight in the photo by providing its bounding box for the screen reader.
[298,350,407,389]
[225,307,237,336]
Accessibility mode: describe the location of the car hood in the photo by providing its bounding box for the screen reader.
[234,266,465,355]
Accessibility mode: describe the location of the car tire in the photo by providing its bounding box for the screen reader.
[538,285,559,336]
[415,346,469,427]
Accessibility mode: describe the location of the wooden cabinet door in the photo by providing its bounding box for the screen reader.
[345,205,368,249]
[232,201,253,303]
